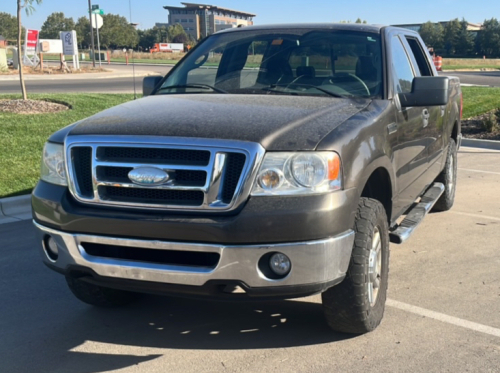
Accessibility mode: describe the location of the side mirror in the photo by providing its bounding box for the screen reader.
[398,76,449,107]
[143,75,163,97]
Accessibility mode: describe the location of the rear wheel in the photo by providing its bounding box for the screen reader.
[66,276,139,307]
[433,138,457,212]
[322,198,390,334]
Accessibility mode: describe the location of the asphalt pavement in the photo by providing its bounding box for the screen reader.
[2,65,500,94]
[0,147,499,373]
[440,70,500,87]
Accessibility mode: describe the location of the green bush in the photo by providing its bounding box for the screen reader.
[482,112,499,133]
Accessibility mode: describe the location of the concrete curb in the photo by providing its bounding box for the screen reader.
[462,138,500,151]
[0,194,32,225]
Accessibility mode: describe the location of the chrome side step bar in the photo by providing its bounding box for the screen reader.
[390,183,445,244]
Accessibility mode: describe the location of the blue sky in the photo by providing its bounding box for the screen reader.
[1,0,499,30]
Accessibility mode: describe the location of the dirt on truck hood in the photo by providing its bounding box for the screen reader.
[68,94,370,151]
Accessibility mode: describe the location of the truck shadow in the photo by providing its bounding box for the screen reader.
[1,221,354,373]
[25,296,352,373]
[81,294,353,350]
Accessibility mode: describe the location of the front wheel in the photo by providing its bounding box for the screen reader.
[322,198,390,334]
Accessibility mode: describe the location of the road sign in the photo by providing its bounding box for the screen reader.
[91,14,103,29]
[91,4,99,10]
[92,9,104,15]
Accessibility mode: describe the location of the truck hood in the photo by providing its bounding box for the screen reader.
[68,94,370,150]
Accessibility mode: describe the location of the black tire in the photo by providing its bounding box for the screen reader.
[322,198,390,334]
[433,138,457,212]
[65,276,139,307]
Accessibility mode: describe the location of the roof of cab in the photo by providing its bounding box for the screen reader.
[217,23,386,34]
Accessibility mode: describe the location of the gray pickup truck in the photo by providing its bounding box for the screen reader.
[32,23,462,334]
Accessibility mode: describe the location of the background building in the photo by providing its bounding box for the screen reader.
[163,2,256,40]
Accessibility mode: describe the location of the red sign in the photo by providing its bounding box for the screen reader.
[25,29,39,54]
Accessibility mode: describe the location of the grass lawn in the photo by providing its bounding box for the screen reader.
[444,65,500,71]
[0,94,135,198]
[461,86,500,118]
[1,87,499,198]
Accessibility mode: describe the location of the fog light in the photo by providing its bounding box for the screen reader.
[269,253,291,276]
[44,236,59,261]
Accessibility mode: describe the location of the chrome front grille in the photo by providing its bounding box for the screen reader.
[66,136,265,212]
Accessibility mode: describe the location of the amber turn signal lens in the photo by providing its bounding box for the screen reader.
[327,153,341,181]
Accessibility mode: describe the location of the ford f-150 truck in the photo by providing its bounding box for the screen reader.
[32,24,462,334]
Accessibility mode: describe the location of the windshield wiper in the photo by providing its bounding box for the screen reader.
[157,84,228,94]
[304,86,346,98]
[265,84,346,98]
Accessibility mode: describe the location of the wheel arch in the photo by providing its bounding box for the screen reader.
[359,166,394,225]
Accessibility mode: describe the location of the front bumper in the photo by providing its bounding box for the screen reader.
[34,221,354,299]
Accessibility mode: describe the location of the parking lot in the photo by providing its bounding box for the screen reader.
[0,146,499,373]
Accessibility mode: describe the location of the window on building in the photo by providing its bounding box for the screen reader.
[189,19,194,23]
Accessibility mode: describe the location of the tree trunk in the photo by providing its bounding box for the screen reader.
[17,0,27,100]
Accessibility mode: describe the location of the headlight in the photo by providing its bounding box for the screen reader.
[251,152,341,196]
[40,142,67,186]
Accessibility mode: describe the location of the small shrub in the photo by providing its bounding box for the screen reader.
[495,108,500,123]
[482,112,499,133]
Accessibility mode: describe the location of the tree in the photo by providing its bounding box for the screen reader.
[0,12,19,40]
[419,21,444,50]
[97,14,138,49]
[137,26,162,51]
[17,0,42,101]
[455,18,475,56]
[477,18,500,57]
[40,12,75,39]
[443,18,461,55]
[166,24,187,43]
[172,33,188,44]
[75,16,90,49]
[355,18,367,24]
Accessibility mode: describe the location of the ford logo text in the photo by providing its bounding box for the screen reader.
[128,167,170,186]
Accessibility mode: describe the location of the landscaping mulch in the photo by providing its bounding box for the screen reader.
[0,99,70,114]
[462,112,500,141]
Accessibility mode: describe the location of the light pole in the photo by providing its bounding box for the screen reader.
[88,0,96,67]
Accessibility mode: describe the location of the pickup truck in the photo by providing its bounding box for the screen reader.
[32,23,462,334]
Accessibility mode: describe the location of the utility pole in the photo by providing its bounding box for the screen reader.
[88,0,96,67]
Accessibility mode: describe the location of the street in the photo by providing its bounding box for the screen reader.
[440,70,500,87]
[1,147,499,373]
[1,65,500,94]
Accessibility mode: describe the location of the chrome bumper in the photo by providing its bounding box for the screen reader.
[34,221,354,288]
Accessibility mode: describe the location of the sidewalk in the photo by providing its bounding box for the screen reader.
[0,68,159,81]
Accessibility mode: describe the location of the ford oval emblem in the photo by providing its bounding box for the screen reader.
[128,167,170,186]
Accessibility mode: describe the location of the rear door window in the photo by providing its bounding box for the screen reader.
[405,37,433,77]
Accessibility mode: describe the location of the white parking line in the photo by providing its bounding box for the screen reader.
[450,211,500,222]
[459,168,500,175]
[460,83,490,87]
[387,299,500,338]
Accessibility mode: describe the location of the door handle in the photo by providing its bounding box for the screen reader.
[422,109,430,128]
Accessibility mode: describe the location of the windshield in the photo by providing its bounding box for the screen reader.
[157,28,383,98]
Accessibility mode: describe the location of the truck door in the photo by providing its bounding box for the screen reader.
[403,36,445,179]
[390,35,431,214]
